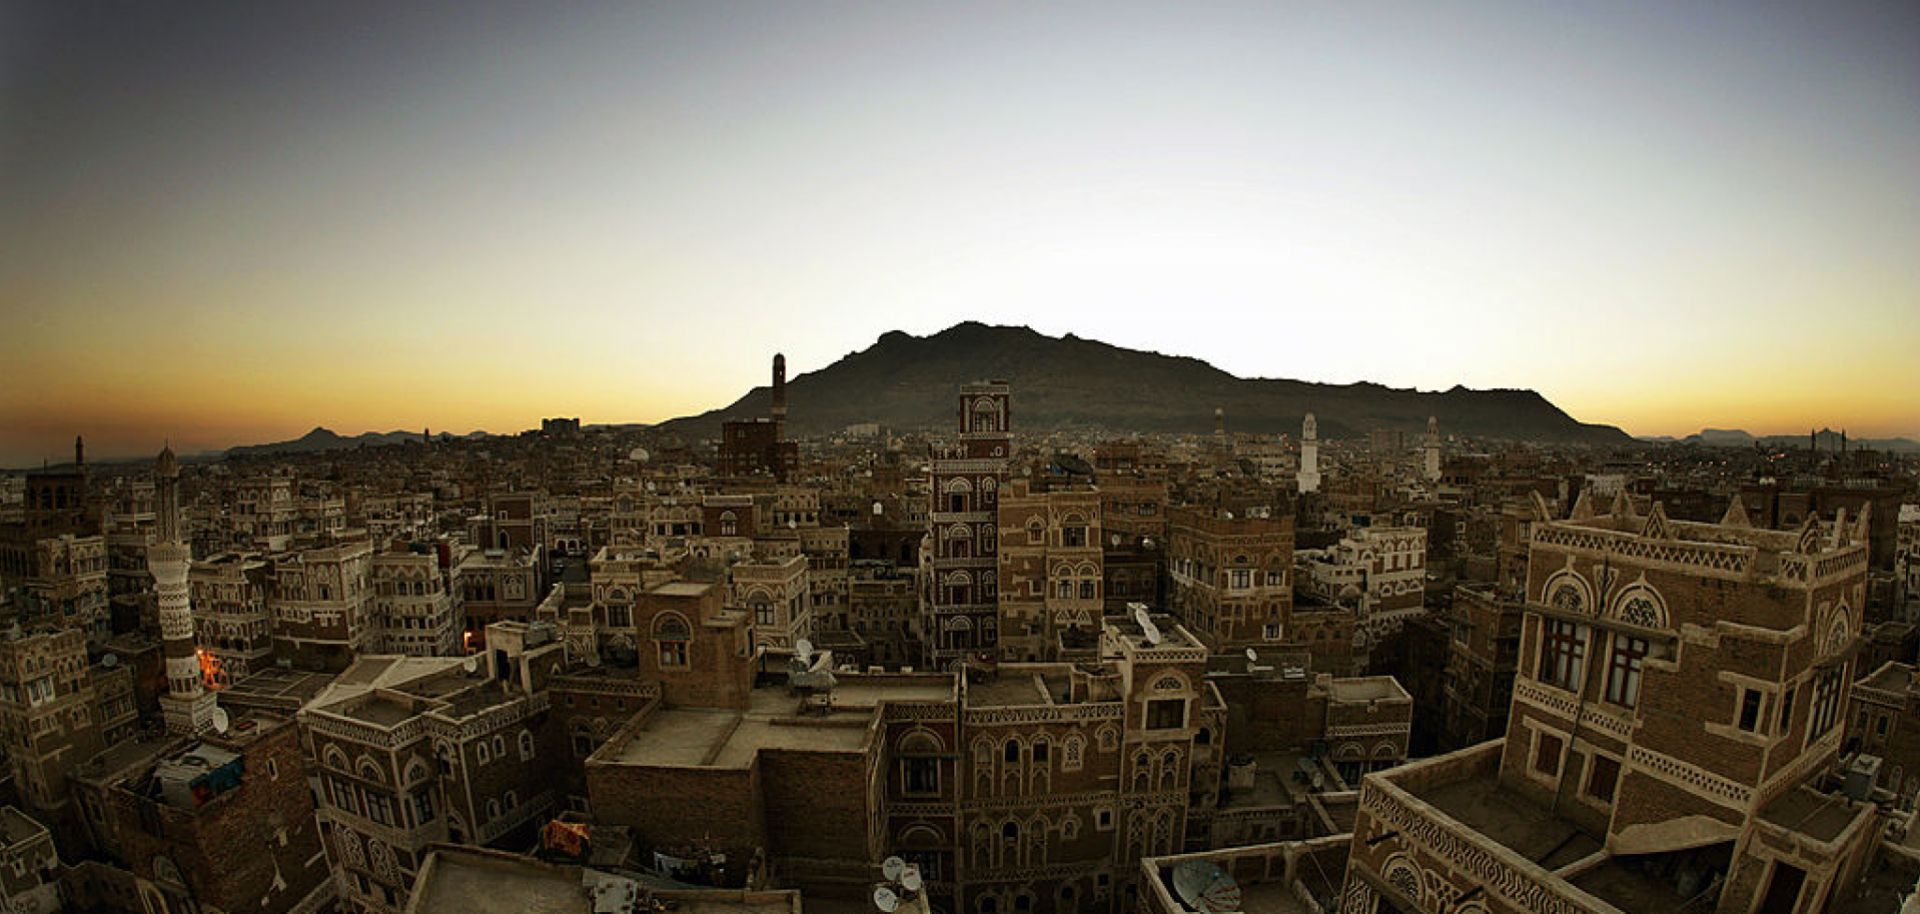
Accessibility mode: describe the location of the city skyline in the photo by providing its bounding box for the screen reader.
[5,1,1917,463]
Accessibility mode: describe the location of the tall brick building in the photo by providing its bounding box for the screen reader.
[995,477,1102,662]
[923,381,1011,668]
[1341,497,1879,913]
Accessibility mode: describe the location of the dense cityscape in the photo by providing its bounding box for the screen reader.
[7,3,1917,913]
[0,342,1915,914]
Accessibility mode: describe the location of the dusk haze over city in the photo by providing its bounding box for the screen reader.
[1,4,1918,914]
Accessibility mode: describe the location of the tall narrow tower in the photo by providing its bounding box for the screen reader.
[771,353,788,440]
[1297,413,1321,494]
[925,381,1010,668]
[1423,415,1442,482]
[1213,407,1227,449]
[151,446,217,736]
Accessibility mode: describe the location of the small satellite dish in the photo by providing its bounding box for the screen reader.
[211,707,231,734]
[462,656,480,674]
[101,653,119,668]
[1171,860,1242,914]
[1133,604,1163,645]
[873,886,901,913]
[900,865,923,893]
[795,638,815,660]
[1245,647,1259,664]
[880,856,906,882]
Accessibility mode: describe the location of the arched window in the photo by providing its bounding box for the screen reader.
[1004,739,1021,763]
[518,730,535,761]
[654,613,691,667]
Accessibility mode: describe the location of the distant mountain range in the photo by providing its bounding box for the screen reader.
[658,322,1631,444]
[1638,428,1920,453]
[220,427,476,458]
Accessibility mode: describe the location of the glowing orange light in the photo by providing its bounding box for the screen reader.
[196,648,224,690]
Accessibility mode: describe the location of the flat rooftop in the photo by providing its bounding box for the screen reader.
[1219,752,1318,810]
[1570,856,1700,913]
[1757,786,1869,843]
[610,687,884,769]
[0,807,48,846]
[1327,677,1409,703]
[1421,774,1600,870]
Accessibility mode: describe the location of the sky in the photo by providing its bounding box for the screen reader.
[2,0,1916,465]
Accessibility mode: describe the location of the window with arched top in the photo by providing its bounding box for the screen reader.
[654,612,691,667]
[519,730,535,761]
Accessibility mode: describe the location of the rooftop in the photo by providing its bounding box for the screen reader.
[1326,677,1409,704]
[605,677,949,770]
[0,807,49,847]
[1420,770,1601,870]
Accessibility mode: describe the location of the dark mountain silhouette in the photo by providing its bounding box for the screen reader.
[659,322,1631,444]
[222,427,451,457]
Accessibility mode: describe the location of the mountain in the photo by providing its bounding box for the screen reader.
[222,427,444,457]
[658,322,1631,444]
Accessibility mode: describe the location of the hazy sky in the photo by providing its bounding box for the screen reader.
[3,1,1916,464]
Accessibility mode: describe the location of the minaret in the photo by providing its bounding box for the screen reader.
[771,353,788,440]
[1298,413,1321,494]
[151,446,217,736]
[1213,407,1227,450]
[1423,416,1442,482]
[74,436,84,467]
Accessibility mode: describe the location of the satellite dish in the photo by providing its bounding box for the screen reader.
[1133,604,1163,646]
[1171,860,1242,914]
[881,856,906,882]
[1245,647,1259,664]
[873,886,901,913]
[462,656,480,674]
[101,653,119,668]
[211,707,230,734]
[900,865,923,893]
[795,638,815,660]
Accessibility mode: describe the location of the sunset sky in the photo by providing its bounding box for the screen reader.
[3,1,1916,466]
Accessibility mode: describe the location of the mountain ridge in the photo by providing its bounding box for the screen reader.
[659,322,1632,444]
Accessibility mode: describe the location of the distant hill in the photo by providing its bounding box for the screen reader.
[222,427,449,457]
[658,322,1631,444]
